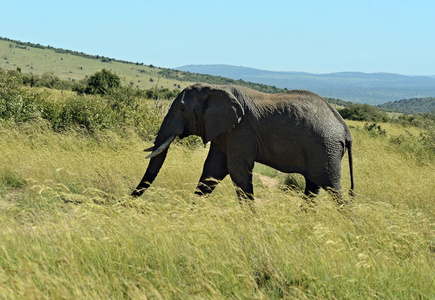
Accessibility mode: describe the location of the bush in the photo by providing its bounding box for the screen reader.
[385,126,435,164]
[396,113,435,129]
[0,69,166,139]
[0,69,41,123]
[58,95,113,132]
[339,104,389,122]
[84,69,121,95]
[419,130,435,155]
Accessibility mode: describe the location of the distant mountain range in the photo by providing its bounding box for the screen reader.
[176,65,435,105]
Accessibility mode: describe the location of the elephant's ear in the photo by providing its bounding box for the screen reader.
[203,88,244,143]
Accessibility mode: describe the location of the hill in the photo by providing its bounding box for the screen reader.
[378,97,435,113]
[176,64,435,105]
[0,37,193,91]
[0,37,284,94]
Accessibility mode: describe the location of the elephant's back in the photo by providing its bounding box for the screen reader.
[244,87,351,142]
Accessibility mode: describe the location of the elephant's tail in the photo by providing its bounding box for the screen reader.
[346,139,355,196]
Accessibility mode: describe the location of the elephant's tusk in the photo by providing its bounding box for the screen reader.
[146,135,176,159]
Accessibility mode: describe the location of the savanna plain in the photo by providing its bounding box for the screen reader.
[1,69,435,299]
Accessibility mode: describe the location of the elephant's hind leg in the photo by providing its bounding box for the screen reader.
[304,178,321,197]
[227,158,255,212]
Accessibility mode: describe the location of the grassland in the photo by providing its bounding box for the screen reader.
[1,50,434,298]
[1,113,434,299]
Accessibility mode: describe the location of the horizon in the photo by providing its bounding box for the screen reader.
[1,1,434,76]
[175,63,435,77]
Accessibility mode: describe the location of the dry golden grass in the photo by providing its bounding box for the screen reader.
[0,120,434,299]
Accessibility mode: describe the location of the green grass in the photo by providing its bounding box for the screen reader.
[1,119,434,299]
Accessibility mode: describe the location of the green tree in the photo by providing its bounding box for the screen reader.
[85,69,121,95]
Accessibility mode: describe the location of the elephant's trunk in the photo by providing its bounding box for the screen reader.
[131,134,177,197]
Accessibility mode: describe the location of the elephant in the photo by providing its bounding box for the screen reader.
[132,83,354,205]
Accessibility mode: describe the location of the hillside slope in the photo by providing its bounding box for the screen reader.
[0,37,193,90]
[0,38,286,94]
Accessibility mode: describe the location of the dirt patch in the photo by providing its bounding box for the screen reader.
[257,174,279,190]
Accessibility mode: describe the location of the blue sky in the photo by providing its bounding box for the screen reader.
[1,0,434,75]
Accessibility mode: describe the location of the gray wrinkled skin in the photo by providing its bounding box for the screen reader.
[132,83,354,204]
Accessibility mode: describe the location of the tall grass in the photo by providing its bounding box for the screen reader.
[1,117,434,299]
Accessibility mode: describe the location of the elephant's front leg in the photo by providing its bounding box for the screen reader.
[195,143,229,196]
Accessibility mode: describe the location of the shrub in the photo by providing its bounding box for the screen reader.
[396,113,435,129]
[0,69,41,123]
[419,130,435,155]
[84,69,121,95]
[364,122,386,136]
[387,127,435,164]
[0,69,167,139]
[58,95,112,132]
[339,104,389,122]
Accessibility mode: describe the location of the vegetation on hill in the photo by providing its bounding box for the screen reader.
[3,37,434,112]
[1,37,284,94]
[0,36,144,66]
[324,97,354,107]
[0,37,194,91]
[378,97,435,113]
